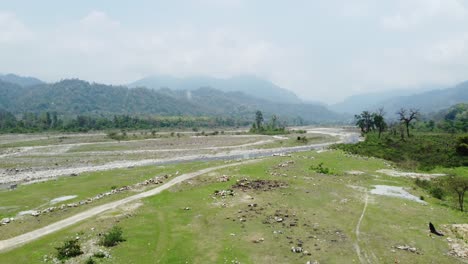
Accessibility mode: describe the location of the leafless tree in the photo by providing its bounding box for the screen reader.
[397,108,419,137]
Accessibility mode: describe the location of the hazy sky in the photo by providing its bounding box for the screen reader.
[1,0,468,103]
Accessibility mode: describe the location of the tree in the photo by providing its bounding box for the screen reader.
[373,108,387,138]
[456,135,468,156]
[355,111,373,134]
[270,115,278,129]
[445,175,468,212]
[397,108,419,137]
[255,110,264,131]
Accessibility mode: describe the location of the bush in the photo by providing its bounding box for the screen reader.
[455,135,468,156]
[310,162,332,174]
[101,226,125,247]
[430,187,445,200]
[55,239,83,260]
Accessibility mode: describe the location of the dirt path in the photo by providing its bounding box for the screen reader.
[0,159,259,252]
[354,192,371,264]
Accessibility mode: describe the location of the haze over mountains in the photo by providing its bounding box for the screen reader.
[331,82,468,116]
[1,73,467,124]
[0,75,341,124]
[129,75,301,104]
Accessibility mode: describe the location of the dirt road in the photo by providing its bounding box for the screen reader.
[0,159,259,252]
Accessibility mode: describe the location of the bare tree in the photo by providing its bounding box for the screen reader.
[445,175,468,212]
[397,108,419,137]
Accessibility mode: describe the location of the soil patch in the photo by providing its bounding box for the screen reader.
[370,185,426,204]
[232,179,288,191]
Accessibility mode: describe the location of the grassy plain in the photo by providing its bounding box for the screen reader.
[1,150,465,264]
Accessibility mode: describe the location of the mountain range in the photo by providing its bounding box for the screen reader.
[0,77,341,124]
[129,75,301,104]
[331,83,468,116]
[1,73,467,123]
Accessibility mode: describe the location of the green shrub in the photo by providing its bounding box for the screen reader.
[310,162,332,174]
[455,135,468,156]
[93,251,106,258]
[101,226,125,247]
[430,187,445,200]
[55,239,83,260]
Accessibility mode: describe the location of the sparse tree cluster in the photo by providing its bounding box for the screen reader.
[354,108,387,138]
[250,110,287,135]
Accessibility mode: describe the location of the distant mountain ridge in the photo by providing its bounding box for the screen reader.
[0,79,342,124]
[0,73,44,87]
[331,82,467,115]
[129,75,302,104]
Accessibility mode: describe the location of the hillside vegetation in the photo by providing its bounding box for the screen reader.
[0,79,341,125]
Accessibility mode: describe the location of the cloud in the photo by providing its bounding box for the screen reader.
[381,0,468,31]
[0,12,32,44]
[27,10,285,85]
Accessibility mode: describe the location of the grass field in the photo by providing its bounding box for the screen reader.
[1,150,465,263]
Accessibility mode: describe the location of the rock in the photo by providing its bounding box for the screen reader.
[31,211,40,217]
[1,218,11,224]
[274,216,283,222]
[395,245,419,254]
[218,175,230,182]
[291,247,303,253]
[8,184,17,190]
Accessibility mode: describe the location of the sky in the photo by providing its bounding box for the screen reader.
[1,0,468,103]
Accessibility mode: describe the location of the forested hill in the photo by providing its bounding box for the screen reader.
[0,79,342,124]
[0,73,44,87]
[332,81,468,114]
[129,75,302,104]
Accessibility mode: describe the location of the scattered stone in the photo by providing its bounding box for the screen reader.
[277,160,295,168]
[31,211,40,217]
[232,179,288,191]
[184,207,191,210]
[345,170,364,175]
[443,224,468,259]
[218,175,230,182]
[253,238,265,243]
[1,218,11,224]
[214,189,235,197]
[291,247,303,253]
[394,245,420,254]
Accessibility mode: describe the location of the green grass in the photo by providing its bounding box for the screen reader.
[333,132,468,170]
[0,160,224,239]
[1,150,465,263]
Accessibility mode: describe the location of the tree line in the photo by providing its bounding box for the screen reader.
[0,110,250,133]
